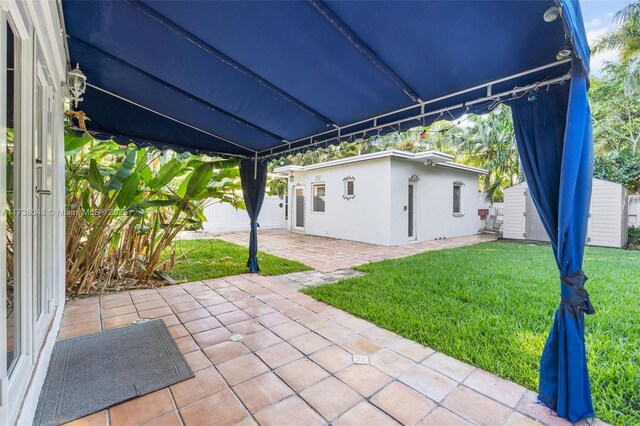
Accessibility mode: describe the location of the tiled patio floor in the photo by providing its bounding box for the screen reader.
[59,274,601,426]
[217,230,497,272]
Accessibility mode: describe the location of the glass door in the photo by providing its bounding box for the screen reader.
[3,18,20,376]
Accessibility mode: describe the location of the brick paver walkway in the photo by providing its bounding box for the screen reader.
[60,274,604,426]
[218,230,497,272]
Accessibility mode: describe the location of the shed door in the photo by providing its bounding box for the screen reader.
[525,191,550,242]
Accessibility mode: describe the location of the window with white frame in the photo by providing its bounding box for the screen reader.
[343,176,355,200]
[453,183,462,214]
[312,183,325,212]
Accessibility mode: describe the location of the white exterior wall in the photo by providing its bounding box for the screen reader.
[1,1,67,424]
[288,158,392,245]
[503,183,526,240]
[388,159,481,245]
[202,195,285,233]
[285,157,482,246]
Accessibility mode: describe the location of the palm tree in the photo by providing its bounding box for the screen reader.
[592,1,640,61]
[457,105,520,203]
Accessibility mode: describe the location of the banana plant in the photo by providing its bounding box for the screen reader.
[65,129,243,295]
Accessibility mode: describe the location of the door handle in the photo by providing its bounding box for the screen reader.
[36,187,51,196]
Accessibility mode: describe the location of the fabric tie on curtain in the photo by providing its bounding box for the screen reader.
[239,157,268,273]
[509,59,595,422]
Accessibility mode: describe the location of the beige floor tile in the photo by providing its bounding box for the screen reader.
[242,329,283,351]
[217,310,252,325]
[233,372,294,413]
[359,327,402,346]
[170,367,227,408]
[315,322,354,342]
[253,396,325,426]
[334,401,399,426]
[288,332,332,355]
[145,412,182,426]
[422,352,475,382]
[464,369,527,408]
[180,389,248,426]
[340,335,382,355]
[420,407,472,425]
[255,341,303,369]
[217,353,270,386]
[443,386,512,425]
[300,376,362,420]
[389,339,434,362]
[192,327,231,348]
[309,345,353,373]
[183,316,222,334]
[399,365,457,402]
[336,364,393,397]
[184,350,212,372]
[275,358,330,392]
[370,348,416,378]
[270,321,309,340]
[227,319,265,335]
[109,389,174,426]
[371,381,435,426]
[203,341,250,364]
[176,307,211,323]
[64,410,108,426]
[505,412,544,425]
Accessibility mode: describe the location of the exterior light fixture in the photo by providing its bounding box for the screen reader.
[67,63,87,108]
[543,6,560,23]
[556,47,572,61]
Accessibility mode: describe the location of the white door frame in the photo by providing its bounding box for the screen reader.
[293,185,305,231]
[408,182,417,240]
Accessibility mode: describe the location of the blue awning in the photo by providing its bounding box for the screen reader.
[62,0,588,158]
[62,1,598,422]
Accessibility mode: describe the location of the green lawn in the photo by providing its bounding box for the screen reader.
[161,238,310,282]
[303,241,639,425]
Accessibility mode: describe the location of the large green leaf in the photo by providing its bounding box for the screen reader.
[116,172,140,208]
[149,158,183,190]
[106,149,137,192]
[64,132,92,156]
[185,162,214,199]
[133,199,178,209]
[82,189,93,223]
[87,159,106,194]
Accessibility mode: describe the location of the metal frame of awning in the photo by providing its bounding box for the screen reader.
[77,57,572,160]
[260,60,573,159]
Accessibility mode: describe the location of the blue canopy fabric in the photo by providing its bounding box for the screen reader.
[62,0,597,421]
[239,158,269,273]
[63,0,580,158]
[510,58,595,422]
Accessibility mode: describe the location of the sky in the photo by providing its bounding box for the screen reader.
[579,0,629,75]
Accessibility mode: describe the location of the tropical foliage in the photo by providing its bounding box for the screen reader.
[278,106,520,203]
[64,130,243,295]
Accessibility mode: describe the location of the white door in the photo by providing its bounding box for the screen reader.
[294,186,305,229]
[408,183,416,240]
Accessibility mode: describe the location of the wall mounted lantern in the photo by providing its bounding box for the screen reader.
[67,63,87,108]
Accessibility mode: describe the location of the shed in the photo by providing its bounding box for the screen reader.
[503,179,628,248]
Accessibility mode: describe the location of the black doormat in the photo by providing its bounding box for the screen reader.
[34,319,194,426]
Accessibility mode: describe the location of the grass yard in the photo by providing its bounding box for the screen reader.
[161,238,310,282]
[303,241,639,425]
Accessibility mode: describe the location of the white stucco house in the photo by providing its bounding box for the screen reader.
[274,150,487,246]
